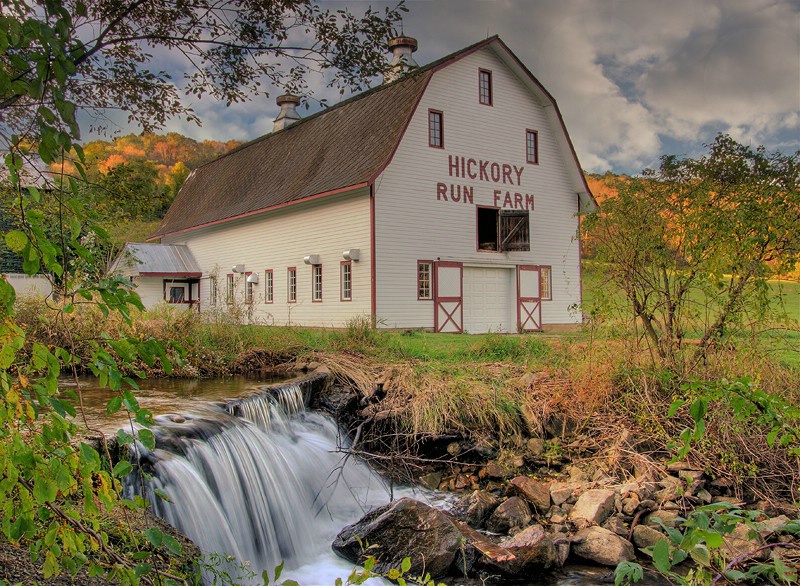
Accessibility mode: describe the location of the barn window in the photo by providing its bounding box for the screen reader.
[209,277,217,305]
[477,208,530,252]
[540,266,552,300]
[287,267,297,302]
[417,261,432,299]
[226,274,234,304]
[526,129,538,164]
[264,269,273,303]
[312,265,323,302]
[340,261,352,301]
[428,110,443,148]
[245,272,254,304]
[479,69,492,105]
[168,286,184,304]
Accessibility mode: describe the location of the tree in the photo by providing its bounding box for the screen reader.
[0,1,405,582]
[583,135,800,365]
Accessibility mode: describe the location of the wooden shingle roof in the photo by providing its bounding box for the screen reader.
[151,69,434,239]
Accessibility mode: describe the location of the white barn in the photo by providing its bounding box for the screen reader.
[133,36,596,333]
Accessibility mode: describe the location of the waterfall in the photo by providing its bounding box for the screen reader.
[124,384,392,583]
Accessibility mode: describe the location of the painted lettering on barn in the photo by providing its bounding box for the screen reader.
[435,154,534,209]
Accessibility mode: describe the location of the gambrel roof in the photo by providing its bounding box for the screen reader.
[151,36,595,240]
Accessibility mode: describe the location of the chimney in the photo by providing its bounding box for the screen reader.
[272,94,301,131]
[383,36,418,84]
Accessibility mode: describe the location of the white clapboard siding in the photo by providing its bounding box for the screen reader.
[374,46,582,329]
[161,188,371,327]
[132,277,169,308]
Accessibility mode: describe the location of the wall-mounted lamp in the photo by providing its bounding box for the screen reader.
[342,249,360,261]
[303,255,321,265]
[231,264,245,273]
[246,273,259,284]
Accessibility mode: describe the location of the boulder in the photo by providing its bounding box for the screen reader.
[480,525,557,577]
[571,526,636,567]
[332,497,460,578]
[510,476,551,513]
[480,461,510,480]
[645,509,681,529]
[603,514,628,537]
[756,515,791,537]
[569,489,616,525]
[722,523,767,562]
[527,438,545,456]
[549,482,575,506]
[486,497,531,534]
[452,490,500,528]
[418,472,442,491]
[632,525,664,549]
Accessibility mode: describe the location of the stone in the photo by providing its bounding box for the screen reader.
[452,490,500,528]
[550,482,575,506]
[571,526,635,567]
[603,514,628,537]
[696,488,713,504]
[622,494,640,516]
[418,472,442,491]
[476,525,557,577]
[332,497,461,578]
[567,465,588,482]
[486,497,532,535]
[527,438,545,456]
[569,489,616,525]
[645,509,681,528]
[481,461,510,480]
[554,540,570,567]
[756,515,791,537]
[678,469,704,482]
[510,476,551,513]
[446,442,461,456]
[452,474,471,490]
[632,525,665,549]
[722,523,767,562]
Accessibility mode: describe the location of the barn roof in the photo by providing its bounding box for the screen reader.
[109,243,201,277]
[151,36,595,240]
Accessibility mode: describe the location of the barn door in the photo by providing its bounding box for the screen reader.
[434,261,463,333]
[517,265,542,332]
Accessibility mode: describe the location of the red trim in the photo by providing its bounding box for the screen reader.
[368,74,434,183]
[287,267,297,303]
[540,265,553,301]
[428,109,444,149]
[163,279,195,305]
[226,273,234,305]
[433,261,463,333]
[312,264,323,302]
[149,182,369,241]
[140,272,202,278]
[526,129,539,165]
[340,261,352,302]
[264,269,273,303]
[417,260,433,300]
[478,69,493,106]
[369,183,377,321]
[245,271,254,304]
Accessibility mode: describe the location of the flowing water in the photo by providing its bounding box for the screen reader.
[122,383,426,585]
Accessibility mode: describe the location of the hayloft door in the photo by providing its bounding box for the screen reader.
[434,261,463,333]
[517,265,542,332]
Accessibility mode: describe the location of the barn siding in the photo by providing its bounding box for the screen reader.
[374,47,582,329]
[161,188,371,327]
[132,277,168,308]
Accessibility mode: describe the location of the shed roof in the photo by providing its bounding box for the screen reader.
[109,243,201,277]
[151,36,595,240]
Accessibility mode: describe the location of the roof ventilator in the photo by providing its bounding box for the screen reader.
[272,94,302,132]
[383,36,418,84]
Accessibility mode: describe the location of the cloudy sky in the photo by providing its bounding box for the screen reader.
[113,0,800,175]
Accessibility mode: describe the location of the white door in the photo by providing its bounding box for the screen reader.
[517,265,542,331]
[463,267,515,333]
[434,262,463,333]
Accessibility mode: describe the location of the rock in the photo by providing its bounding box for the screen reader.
[632,525,665,549]
[696,488,713,504]
[550,482,574,506]
[622,494,640,516]
[486,497,532,534]
[756,515,791,537]
[603,515,628,537]
[306,361,321,370]
[569,489,616,525]
[678,469,704,482]
[418,472,442,491]
[544,413,576,438]
[332,498,460,578]
[496,525,557,573]
[527,438,545,456]
[645,509,681,528]
[567,466,588,482]
[451,474,471,490]
[510,477,551,513]
[453,490,500,528]
[571,526,636,567]
[481,461,510,480]
[453,520,512,575]
[554,540,570,567]
[666,461,694,472]
[722,523,767,561]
